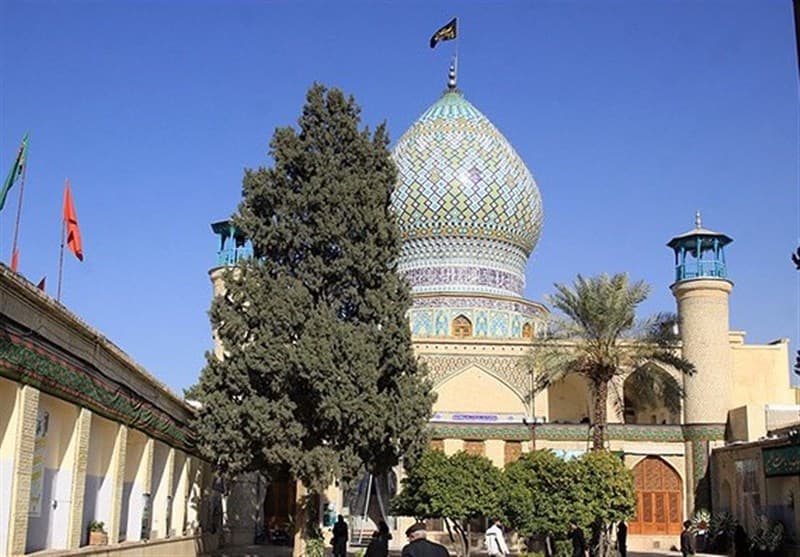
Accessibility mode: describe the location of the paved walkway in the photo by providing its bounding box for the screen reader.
[203,545,716,557]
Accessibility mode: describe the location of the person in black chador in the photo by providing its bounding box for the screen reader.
[401,522,449,557]
[617,521,627,557]
[332,515,348,557]
[365,521,393,557]
[734,524,749,557]
[680,521,696,557]
[568,520,587,557]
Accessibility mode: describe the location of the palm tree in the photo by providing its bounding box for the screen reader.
[532,273,695,450]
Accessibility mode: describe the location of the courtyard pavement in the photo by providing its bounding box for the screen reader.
[203,544,716,557]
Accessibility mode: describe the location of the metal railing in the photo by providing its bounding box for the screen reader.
[675,260,727,281]
[216,245,253,267]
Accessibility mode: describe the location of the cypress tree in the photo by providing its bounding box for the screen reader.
[190,83,433,515]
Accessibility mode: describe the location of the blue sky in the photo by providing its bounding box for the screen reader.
[1,0,798,395]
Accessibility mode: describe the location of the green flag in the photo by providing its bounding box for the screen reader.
[1,134,29,211]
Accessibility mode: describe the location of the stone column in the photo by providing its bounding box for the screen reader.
[139,438,154,540]
[7,385,40,557]
[66,407,92,549]
[165,448,175,537]
[171,452,189,537]
[108,425,128,544]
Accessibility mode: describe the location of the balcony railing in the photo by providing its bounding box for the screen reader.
[675,259,727,282]
[216,245,253,267]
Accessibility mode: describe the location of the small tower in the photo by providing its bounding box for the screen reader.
[668,212,733,511]
[209,220,252,295]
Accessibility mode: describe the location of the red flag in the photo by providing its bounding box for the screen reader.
[36,276,46,290]
[10,249,19,272]
[63,181,83,261]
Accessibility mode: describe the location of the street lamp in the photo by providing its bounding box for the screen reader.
[522,416,546,450]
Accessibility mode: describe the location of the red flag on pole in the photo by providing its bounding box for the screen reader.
[63,181,83,261]
[10,249,19,272]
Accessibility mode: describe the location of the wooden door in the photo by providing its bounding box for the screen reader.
[629,457,683,535]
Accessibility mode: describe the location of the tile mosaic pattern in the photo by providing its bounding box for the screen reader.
[408,298,546,339]
[426,423,722,443]
[411,295,544,316]
[397,237,529,276]
[391,91,543,256]
[409,305,545,340]
[403,266,523,296]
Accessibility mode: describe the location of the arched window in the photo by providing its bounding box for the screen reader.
[452,315,473,338]
[522,323,533,339]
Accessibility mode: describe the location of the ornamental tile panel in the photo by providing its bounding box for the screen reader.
[427,422,707,443]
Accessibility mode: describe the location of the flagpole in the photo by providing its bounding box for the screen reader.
[57,182,66,302]
[454,17,460,87]
[10,141,29,271]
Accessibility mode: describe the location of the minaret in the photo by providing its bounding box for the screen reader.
[207,220,264,545]
[209,220,251,293]
[667,212,733,511]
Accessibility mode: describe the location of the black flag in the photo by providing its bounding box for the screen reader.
[430,18,457,49]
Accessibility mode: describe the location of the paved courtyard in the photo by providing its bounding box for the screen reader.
[203,544,713,557]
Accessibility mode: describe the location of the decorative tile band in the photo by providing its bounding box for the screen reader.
[410,308,543,339]
[682,424,726,441]
[428,422,725,443]
[398,237,529,277]
[0,331,195,452]
[402,266,524,297]
[411,295,546,316]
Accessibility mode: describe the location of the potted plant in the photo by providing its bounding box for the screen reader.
[750,516,784,556]
[690,509,711,552]
[88,520,108,546]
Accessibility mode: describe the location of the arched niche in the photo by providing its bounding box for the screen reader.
[452,315,473,338]
[435,366,526,414]
[622,365,681,425]
[546,374,591,424]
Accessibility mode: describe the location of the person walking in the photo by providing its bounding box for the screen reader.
[366,521,393,557]
[485,519,509,557]
[568,520,587,557]
[680,521,696,557]
[401,522,449,557]
[332,515,349,557]
[617,521,627,557]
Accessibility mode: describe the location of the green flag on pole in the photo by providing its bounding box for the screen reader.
[1,134,29,212]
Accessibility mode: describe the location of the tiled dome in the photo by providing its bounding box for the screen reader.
[391,91,543,256]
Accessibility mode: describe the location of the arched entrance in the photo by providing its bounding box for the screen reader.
[629,457,683,535]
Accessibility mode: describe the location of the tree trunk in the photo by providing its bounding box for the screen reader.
[448,519,469,557]
[588,520,611,557]
[292,482,308,557]
[591,379,609,451]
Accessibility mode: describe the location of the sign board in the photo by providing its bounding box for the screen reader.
[762,445,800,477]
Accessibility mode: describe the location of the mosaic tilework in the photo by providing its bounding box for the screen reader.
[402,266,524,297]
[411,296,546,318]
[397,237,528,280]
[427,423,694,442]
[391,91,543,255]
[409,307,542,340]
